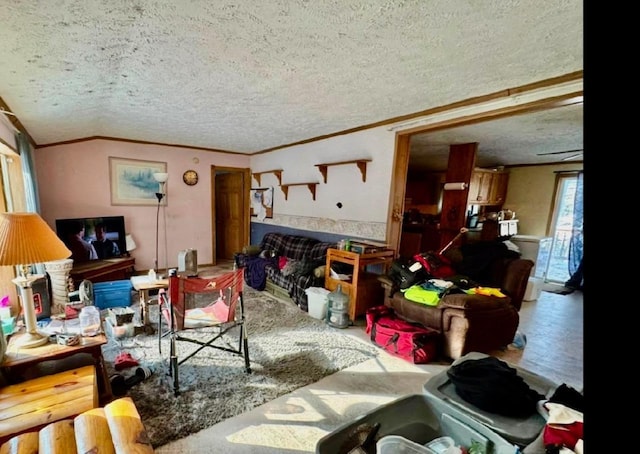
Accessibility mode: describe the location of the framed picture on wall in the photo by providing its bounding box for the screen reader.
[109,157,168,206]
[250,187,273,220]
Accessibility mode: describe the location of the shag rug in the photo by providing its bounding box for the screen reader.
[101,287,380,448]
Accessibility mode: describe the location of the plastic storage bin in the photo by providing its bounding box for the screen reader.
[315,393,518,454]
[523,277,544,301]
[377,435,437,454]
[93,280,133,310]
[422,352,558,447]
[305,287,330,320]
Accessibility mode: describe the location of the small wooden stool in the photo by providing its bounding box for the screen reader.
[0,365,97,444]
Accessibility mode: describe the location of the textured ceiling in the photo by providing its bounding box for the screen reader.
[0,0,583,160]
[409,102,584,171]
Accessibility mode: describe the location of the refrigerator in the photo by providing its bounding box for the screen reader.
[510,235,553,301]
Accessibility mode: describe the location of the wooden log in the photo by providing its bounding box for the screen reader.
[0,365,96,439]
[74,408,115,454]
[0,432,38,454]
[38,420,75,454]
[104,398,153,454]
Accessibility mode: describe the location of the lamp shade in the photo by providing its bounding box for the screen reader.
[0,212,71,266]
[125,233,137,252]
[153,172,169,183]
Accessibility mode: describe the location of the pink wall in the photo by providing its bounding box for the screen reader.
[34,139,249,271]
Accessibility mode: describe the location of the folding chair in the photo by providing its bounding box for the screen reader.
[158,267,251,396]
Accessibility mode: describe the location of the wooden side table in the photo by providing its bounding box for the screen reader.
[1,332,112,406]
[130,275,169,327]
[324,248,395,321]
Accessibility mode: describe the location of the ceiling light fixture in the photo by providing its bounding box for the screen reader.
[537,148,583,156]
[561,153,583,161]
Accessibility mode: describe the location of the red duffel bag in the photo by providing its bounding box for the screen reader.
[365,305,439,364]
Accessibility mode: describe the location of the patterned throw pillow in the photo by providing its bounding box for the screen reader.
[281,259,299,276]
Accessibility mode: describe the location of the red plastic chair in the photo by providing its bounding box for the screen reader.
[158,268,251,396]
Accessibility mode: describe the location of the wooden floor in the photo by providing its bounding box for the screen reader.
[489,285,584,390]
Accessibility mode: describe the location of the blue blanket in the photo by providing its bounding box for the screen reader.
[243,255,277,291]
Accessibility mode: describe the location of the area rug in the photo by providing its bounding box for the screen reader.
[101,287,380,448]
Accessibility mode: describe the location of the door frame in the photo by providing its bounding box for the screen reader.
[386,73,584,254]
[210,166,251,265]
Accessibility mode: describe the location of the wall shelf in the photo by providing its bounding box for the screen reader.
[280,182,318,200]
[315,159,371,183]
[252,169,283,186]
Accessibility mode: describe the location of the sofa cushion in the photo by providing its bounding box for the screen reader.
[385,294,444,330]
[438,293,512,311]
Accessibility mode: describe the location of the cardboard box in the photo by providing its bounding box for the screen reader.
[107,307,135,326]
[105,318,135,339]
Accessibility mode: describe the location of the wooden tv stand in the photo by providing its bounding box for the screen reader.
[70,257,135,286]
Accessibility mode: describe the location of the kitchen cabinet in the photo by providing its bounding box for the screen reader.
[467,168,509,206]
[324,248,394,321]
[490,171,509,205]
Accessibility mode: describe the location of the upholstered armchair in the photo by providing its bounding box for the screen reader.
[379,244,533,360]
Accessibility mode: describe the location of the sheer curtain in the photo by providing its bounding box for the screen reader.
[16,131,45,274]
[566,171,583,288]
[16,131,40,213]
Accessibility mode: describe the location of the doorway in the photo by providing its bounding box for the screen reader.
[211,166,251,264]
[387,76,583,255]
[544,172,582,284]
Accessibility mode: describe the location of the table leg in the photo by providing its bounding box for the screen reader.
[139,289,150,326]
[89,347,113,405]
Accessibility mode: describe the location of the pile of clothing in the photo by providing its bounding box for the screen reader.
[447,356,583,454]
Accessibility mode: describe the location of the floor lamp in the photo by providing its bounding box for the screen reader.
[0,212,72,348]
[153,172,169,276]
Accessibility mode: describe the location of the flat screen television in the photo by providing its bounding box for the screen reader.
[55,216,127,261]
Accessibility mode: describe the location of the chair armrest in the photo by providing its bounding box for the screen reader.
[501,259,534,311]
[242,244,262,256]
[234,244,265,268]
[439,293,513,311]
[377,275,398,298]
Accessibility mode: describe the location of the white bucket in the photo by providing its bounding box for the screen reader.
[523,277,543,301]
[305,287,330,320]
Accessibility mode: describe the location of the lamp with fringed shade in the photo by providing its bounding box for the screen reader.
[0,212,71,348]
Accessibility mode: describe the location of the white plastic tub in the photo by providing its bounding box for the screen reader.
[523,277,544,301]
[377,435,436,454]
[316,394,518,454]
[305,287,330,320]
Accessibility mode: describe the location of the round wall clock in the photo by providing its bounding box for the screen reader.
[183,170,199,186]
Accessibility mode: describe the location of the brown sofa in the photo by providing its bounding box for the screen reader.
[379,247,534,360]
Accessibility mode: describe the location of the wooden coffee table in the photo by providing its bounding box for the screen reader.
[1,331,112,405]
